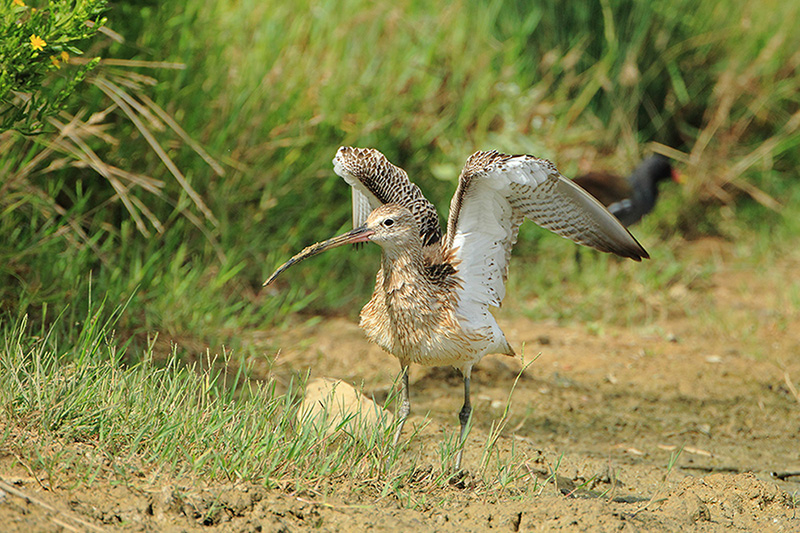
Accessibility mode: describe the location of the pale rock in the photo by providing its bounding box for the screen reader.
[298,378,394,439]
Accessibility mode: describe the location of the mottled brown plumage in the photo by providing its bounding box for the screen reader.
[266,147,650,470]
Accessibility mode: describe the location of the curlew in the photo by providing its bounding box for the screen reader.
[265,147,649,470]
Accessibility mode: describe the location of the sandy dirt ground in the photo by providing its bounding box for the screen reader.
[2,237,799,531]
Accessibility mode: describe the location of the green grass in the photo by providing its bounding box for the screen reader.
[0,303,547,501]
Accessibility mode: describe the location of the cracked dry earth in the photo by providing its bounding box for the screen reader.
[2,237,799,531]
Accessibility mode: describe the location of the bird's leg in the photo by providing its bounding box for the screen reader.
[454,367,472,471]
[392,365,410,449]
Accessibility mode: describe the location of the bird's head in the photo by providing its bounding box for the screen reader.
[646,154,680,184]
[263,203,420,286]
[362,204,419,253]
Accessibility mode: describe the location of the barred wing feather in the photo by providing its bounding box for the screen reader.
[445,151,648,313]
[333,146,442,247]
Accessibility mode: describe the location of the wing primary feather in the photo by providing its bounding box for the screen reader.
[445,151,649,318]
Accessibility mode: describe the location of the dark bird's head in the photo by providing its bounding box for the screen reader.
[634,154,680,187]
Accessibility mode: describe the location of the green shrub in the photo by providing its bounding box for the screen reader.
[0,0,106,132]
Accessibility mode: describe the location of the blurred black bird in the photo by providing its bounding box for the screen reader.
[573,154,679,227]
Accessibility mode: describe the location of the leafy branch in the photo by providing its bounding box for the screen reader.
[0,0,107,133]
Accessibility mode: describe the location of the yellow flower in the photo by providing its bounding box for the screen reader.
[61,51,70,63]
[13,0,25,6]
[30,34,46,51]
[50,56,61,69]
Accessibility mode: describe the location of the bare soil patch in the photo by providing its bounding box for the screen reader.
[2,237,799,531]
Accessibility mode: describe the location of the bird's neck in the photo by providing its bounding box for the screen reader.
[631,173,660,202]
[378,245,426,291]
[631,162,671,199]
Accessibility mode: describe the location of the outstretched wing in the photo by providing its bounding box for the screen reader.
[445,150,649,310]
[333,146,442,246]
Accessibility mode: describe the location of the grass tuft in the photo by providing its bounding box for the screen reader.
[1,301,548,501]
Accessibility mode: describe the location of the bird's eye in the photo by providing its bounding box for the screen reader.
[383,218,394,227]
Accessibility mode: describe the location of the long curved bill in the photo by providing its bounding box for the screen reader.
[263,225,374,286]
